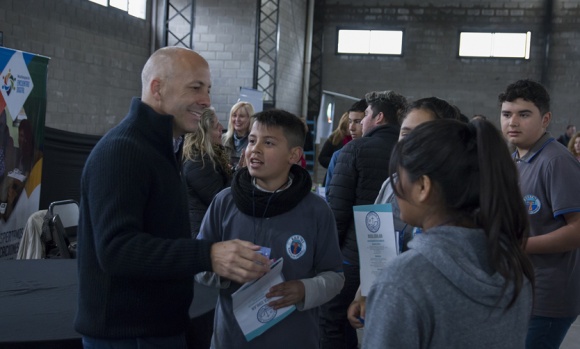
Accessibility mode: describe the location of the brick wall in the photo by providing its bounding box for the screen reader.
[194,0,257,126]
[319,0,579,134]
[0,0,151,135]
[548,1,580,132]
[2,0,577,139]
[194,0,307,126]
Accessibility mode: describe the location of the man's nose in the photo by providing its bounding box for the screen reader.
[198,92,210,108]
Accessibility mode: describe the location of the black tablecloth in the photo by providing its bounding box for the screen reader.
[0,259,79,343]
[0,259,219,344]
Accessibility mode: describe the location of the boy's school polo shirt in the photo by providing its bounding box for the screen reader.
[514,132,580,317]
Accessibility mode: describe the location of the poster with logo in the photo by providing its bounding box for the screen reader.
[0,47,49,259]
[353,204,397,296]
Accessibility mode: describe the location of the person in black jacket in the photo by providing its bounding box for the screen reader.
[322,99,368,191]
[183,108,232,238]
[320,90,407,349]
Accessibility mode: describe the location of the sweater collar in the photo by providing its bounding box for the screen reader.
[364,123,400,138]
[126,98,176,151]
[231,165,312,218]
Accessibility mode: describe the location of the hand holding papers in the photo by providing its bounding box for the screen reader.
[232,258,296,341]
[353,204,397,296]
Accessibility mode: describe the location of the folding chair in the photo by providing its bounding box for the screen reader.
[48,200,79,259]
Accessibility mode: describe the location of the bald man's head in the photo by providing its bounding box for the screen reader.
[140,47,212,137]
[141,47,206,97]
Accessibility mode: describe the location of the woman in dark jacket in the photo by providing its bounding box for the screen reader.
[318,112,352,169]
[183,108,232,238]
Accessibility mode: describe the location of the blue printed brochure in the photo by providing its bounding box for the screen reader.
[232,258,296,341]
[353,204,397,296]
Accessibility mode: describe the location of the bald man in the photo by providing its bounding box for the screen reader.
[75,47,269,349]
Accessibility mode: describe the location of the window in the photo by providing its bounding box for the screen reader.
[89,0,147,20]
[459,32,531,59]
[337,29,403,55]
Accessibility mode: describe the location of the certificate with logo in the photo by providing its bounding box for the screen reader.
[353,204,397,296]
[232,258,296,341]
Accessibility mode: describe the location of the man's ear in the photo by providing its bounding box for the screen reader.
[150,78,162,102]
[289,146,303,164]
[541,111,552,129]
[375,112,385,125]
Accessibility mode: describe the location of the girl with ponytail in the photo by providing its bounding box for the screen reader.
[362,119,534,348]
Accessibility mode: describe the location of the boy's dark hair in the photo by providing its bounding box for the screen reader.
[348,99,368,113]
[251,109,306,148]
[498,79,551,116]
[365,90,407,126]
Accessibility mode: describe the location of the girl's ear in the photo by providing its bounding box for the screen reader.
[416,175,433,203]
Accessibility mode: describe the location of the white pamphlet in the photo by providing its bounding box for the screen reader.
[232,258,296,341]
[353,204,397,296]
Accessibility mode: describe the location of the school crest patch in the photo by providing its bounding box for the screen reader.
[286,235,306,260]
[524,195,541,214]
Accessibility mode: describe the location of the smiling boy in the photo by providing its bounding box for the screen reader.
[198,109,344,348]
[499,79,580,349]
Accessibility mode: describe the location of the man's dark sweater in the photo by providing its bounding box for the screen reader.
[75,98,214,338]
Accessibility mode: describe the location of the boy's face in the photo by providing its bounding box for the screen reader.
[501,98,551,156]
[246,122,300,191]
[348,111,364,139]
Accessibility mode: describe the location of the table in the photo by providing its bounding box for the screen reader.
[0,259,79,344]
[0,259,219,345]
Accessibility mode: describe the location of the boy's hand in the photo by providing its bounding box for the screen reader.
[210,239,269,284]
[266,280,305,310]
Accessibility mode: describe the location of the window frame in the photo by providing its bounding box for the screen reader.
[88,0,147,20]
[335,27,405,56]
[457,30,532,60]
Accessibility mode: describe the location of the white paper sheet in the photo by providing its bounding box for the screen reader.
[232,258,296,341]
[353,204,397,296]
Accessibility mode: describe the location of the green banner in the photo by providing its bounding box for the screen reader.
[0,47,49,259]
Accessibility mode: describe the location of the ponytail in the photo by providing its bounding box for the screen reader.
[471,119,534,308]
[390,119,534,309]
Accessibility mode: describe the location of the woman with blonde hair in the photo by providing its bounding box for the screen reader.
[183,108,232,238]
[567,131,580,162]
[223,101,255,169]
[318,111,352,169]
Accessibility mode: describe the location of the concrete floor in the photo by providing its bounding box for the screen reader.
[561,317,580,349]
